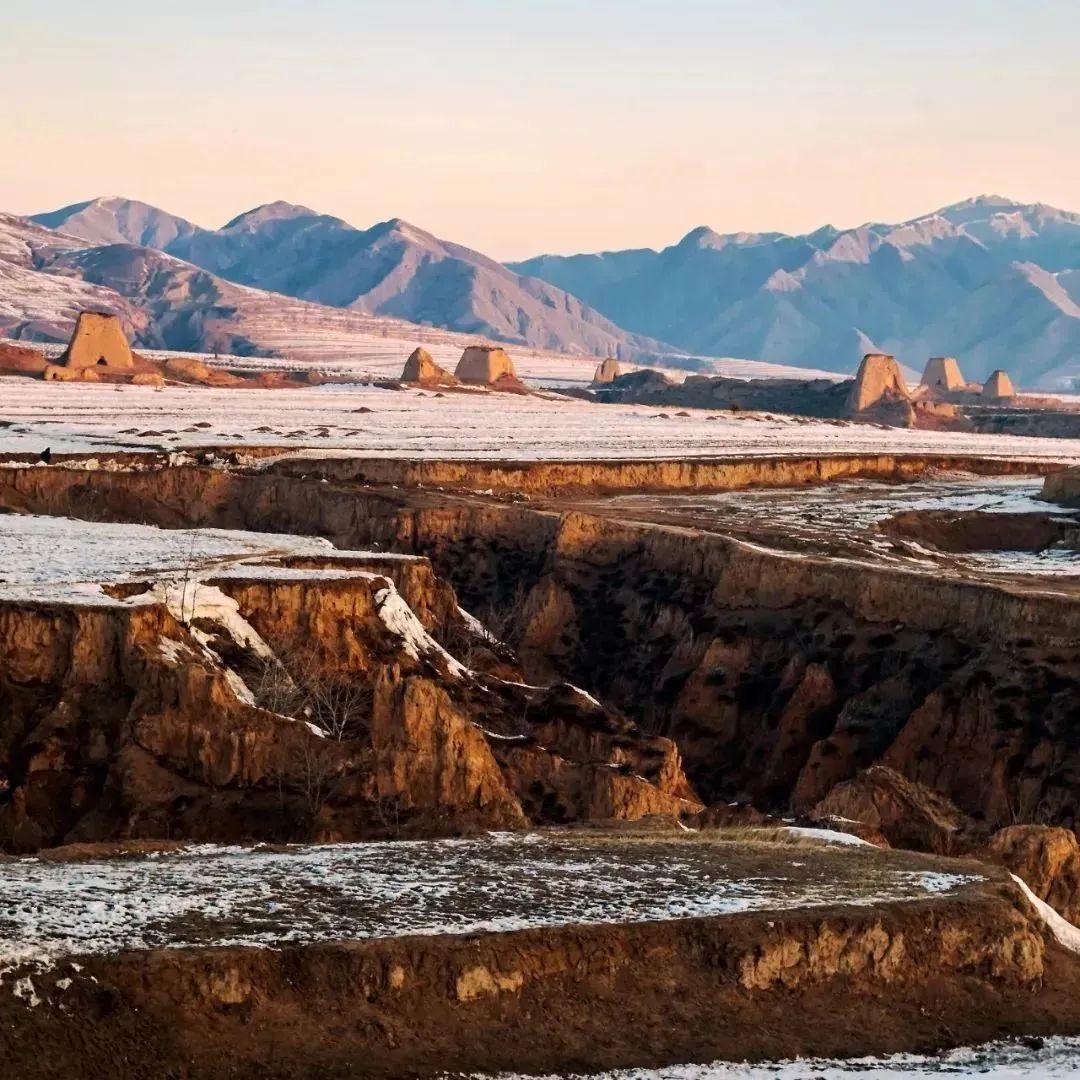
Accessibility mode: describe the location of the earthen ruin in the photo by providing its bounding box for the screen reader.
[402,347,458,386]
[592,357,622,384]
[983,369,1016,400]
[920,356,966,393]
[57,311,134,371]
[455,345,517,385]
[847,353,912,414]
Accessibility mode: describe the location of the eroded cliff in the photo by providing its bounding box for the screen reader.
[0,546,698,851]
[2,459,1077,838]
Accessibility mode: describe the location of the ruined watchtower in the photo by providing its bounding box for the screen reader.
[59,312,134,371]
[592,357,622,385]
[454,345,517,386]
[848,353,911,413]
[983,369,1016,400]
[920,356,966,394]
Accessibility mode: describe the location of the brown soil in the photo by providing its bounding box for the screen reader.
[2,460,1080,835]
[262,451,1058,497]
[5,456,1080,1073]
[880,509,1080,553]
[4,866,1080,1080]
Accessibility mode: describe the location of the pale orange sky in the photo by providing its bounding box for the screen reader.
[3,0,1078,259]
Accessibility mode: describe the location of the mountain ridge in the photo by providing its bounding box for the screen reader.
[31,198,673,361]
[509,195,1080,386]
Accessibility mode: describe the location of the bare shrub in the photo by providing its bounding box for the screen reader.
[443,581,531,667]
[478,580,530,644]
[250,648,373,742]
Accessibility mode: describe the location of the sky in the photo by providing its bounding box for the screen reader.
[3,0,1078,259]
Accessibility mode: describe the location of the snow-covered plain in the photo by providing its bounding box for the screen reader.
[0,834,981,972]
[0,514,338,603]
[466,1036,1080,1078]
[3,378,1080,462]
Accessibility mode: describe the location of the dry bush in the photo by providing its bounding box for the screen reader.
[250,648,373,742]
[441,582,529,668]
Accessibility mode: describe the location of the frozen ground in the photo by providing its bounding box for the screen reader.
[3,378,1080,462]
[599,477,1080,578]
[464,1035,1080,1077]
[0,514,342,603]
[0,834,981,971]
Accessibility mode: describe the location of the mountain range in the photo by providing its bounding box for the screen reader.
[23,197,667,361]
[4,193,1080,387]
[511,196,1080,387]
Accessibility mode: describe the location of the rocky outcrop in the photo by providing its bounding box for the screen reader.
[1042,466,1080,507]
[402,347,458,386]
[0,597,329,850]
[43,363,100,382]
[811,766,972,854]
[982,825,1080,923]
[0,342,49,375]
[370,674,527,831]
[848,353,913,422]
[878,509,1080,554]
[455,345,518,386]
[1,869,1064,1079]
[2,459,1078,835]
[592,357,621,384]
[59,310,134,370]
[260,450,1056,498]
[163,356,245,387]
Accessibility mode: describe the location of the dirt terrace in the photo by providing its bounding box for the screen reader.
[0,832,983,967]
[1,837,1078,1079]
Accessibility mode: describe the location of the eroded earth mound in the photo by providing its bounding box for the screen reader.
[0,534,696,852]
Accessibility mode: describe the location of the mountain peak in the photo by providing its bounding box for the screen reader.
[30,197,199,249]
[933,194,1031,227]
[221,201,321,231]
[364,217,435,243]
[675,225,776,252]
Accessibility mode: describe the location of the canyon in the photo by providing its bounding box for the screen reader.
[3,431,1080,1076]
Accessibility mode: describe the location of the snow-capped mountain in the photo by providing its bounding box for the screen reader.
[510,196,1080,386]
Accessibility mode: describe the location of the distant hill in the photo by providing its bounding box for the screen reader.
[32,197,673,362]
[0,213,467,359]
[32,196,200,251]
[510,196,1080,388]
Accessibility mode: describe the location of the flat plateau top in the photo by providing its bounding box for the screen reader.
[0,832,983,969]
[568,476,1080,583]
[474,1034,1080,1078]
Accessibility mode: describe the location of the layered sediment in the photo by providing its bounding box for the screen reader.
[0,539,696,851]
[3,871,1075,1079]
[2,458,1079,836]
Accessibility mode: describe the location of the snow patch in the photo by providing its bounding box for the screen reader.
[780,826,872,847]
[374,583,467,677]
[1011,873,1080,954]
